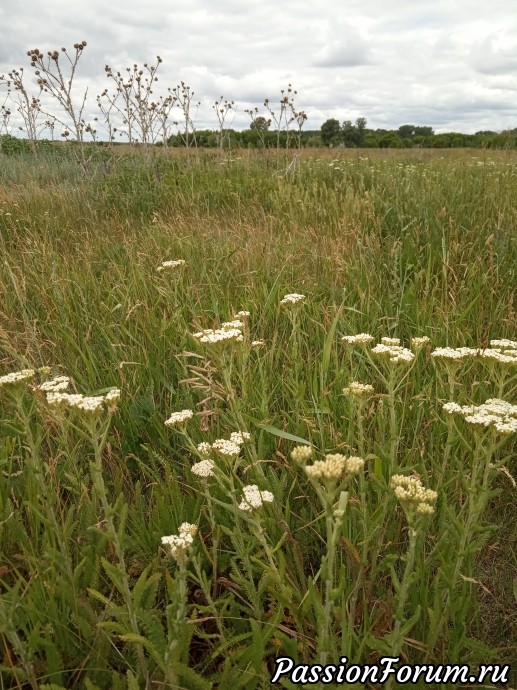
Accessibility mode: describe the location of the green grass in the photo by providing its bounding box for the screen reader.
[0,147,516,689]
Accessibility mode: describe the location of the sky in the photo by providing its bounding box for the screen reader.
[1,0,517,138]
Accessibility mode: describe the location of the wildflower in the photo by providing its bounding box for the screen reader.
[156,259,186,272]
[0,369,36,388]
[442,402,463,415]
[305,454,364,481]
[251,340,265,348]
[192,328,243,345]
[197,441,212,457]
[37,375,70,392]
[381,337,401,346]
[191,459,215,477]
[490,339,517,350]
[161,522,197,564]
[431,347,477,361]
[165,409,194,427]
[238,484,274,511]
[411,336,430,350]
[372,343,414,364]
[230,431,251,445]
[211,438,241,458]
[343,381,374,397]
[291,445,313,465]
[390,474,437,515]
[104,388,121,410]
[222,320,244,330]
[234,310,250,318]
[340,333,374,346]
[279,293,306,306]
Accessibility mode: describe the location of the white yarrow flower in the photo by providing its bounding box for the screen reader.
[165,409,194,427]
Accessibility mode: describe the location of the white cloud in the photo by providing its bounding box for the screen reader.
[1,0,517,135]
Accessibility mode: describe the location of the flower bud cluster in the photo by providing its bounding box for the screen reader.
[290,445,313,465]
[305,453,365,481]
[390,474,437,515]
[411,336,430,350]
[342,381,374,397]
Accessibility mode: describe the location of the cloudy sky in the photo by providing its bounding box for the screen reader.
[1,0,517,137]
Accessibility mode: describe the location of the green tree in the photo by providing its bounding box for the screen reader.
[320,118,341,147]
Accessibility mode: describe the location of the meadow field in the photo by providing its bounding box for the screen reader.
[0,146,516,689]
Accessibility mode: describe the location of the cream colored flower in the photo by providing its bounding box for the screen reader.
[343,381,374,397]
[291,445,313,465]
[165,409,194,427]
[280,293,306,306]
[0,369,36,388]
[191,459,215,477]
[156,259,186,272]
[238,484,274,511]
[340,333,374,346]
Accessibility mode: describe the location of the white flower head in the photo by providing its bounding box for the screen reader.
[340,333,374,346]
[0,369,36,388]
[165,409,194,427]
[238,484,274,511]
[156,259,186,272]
[280,293,306,307]
[37,375,70,393]
[343,381,374,397]
[230,431,251,445]
[212,438,241,458]
[197,441,212,457]
[161,522,197,564]
[191,459,215,477]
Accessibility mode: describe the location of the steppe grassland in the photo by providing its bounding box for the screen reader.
[0,147,516,689]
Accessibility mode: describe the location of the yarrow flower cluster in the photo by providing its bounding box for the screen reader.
[431,346,517,365]
[156,259,186,272]
[381,337,401,346]
[37,375,71,393]
[165,409,194,427]
[0,369,36,388]
[211,438,242,458]
[192,327,243,345]
[390,474,438,516]
[251,340,265,348]
[343,381,374,397]
[47,389,121,415]
[279,293,306,306]
[305,454,365,481]
[234,310,250,318]
[222,320,244,330]
[161,522,197,564]
[372,343,415,364]
[442,398,517,435]
[191,459,215,478]
[195,430,250,462]
[490,339,517,350]
[238,484,274,511]
[340,333,374,346]
[411,336,431,350]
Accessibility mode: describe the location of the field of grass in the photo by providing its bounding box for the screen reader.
[0,147,516,689]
